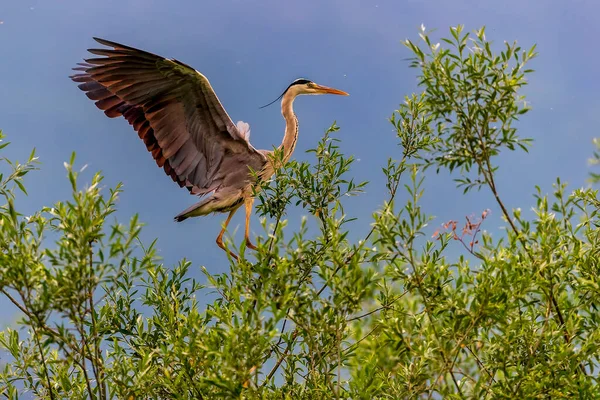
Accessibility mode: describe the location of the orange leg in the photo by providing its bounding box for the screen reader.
[244,197,257,250]
[216,208,240,260]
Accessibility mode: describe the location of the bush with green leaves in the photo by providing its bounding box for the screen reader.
[1,25,599,399]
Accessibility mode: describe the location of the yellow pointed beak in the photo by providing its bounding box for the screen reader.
[313,84,349,96]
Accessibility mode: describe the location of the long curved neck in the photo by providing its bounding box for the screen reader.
[279,92,299,163]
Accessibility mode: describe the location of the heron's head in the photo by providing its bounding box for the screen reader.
[286,78,349,96]
[260,78,348,109]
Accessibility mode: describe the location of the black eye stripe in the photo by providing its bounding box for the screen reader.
[282,78,313,95]
[259,78,313,109]
[290,78,312,86]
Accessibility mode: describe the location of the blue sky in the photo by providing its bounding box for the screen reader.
[1,0,598,326]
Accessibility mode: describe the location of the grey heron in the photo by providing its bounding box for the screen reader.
[70,38,348,259]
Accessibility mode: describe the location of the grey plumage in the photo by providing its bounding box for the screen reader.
[71,38,348,259]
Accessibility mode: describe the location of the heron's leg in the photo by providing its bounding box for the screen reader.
[244,197,258,250]
[216,208,239,260]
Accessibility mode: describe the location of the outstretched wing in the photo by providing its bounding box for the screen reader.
[70,37,265,195]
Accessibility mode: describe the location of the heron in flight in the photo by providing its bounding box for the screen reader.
[70,38,348,259]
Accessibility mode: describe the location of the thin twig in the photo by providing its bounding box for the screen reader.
[336,320,341,399]
[78,340,95,400]
[261,331,298,387]
[346,291,409,322]
[70,300,96,400]
[312,322,383,375]
[1,288,95,396]
[262,240,331,363]
[513,296,552,396]
[341,324,381,356]
[413,272,463,398]
[465,344,495,383]
[184,367,204,399]
[88,241,105,399]
[32,326,55,400]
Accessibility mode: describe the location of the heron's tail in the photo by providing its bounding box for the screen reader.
[174,189,243,222]
[174,200,210,222]
[174,213,190,222]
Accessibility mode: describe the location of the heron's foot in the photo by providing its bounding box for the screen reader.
[245,237,258,251]
[217,236,239,261]
[228,250,240,261]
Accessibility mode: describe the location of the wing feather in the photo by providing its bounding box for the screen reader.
[70,38,266,195]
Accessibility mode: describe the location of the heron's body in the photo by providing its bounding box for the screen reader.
[71,38,348,259]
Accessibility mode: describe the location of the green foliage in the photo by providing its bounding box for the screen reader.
[589,137,600,184]
[405,25,534,193]
[1,26,599,399]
